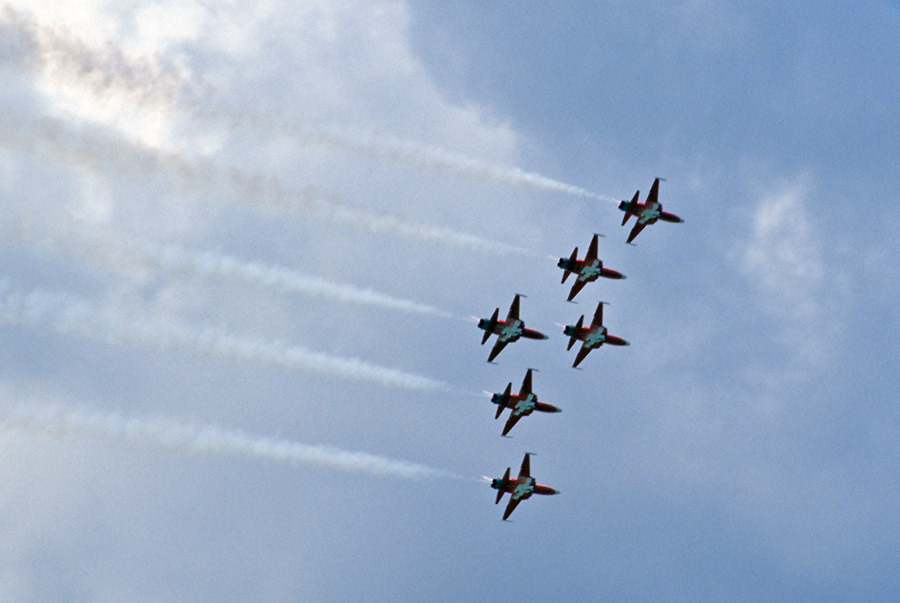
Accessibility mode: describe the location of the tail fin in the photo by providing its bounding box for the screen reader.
[495,383,512,419]
[561,247,578,283]
[567,315,584,350]
[621,190,639,226]
[495,467,511,504]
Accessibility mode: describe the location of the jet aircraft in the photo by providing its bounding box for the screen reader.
[491,369,561,436]
[563,301,629,368]
[557,233,626,301]
[618,177,683,243]
[490,453,559,520]
[477,294,547,363]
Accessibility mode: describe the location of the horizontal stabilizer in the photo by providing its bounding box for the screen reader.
[495,467,511,504]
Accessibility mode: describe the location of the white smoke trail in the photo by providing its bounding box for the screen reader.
[0,7,615,204]
[145,242,462,320]
[0,285,449,392]
[279,125,619,202]
[0,402,457,479]
[0,216,461,319]
[0,107,534,257]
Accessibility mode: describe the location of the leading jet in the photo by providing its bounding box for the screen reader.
[557,233,626,301]
[491,369,561,437]
[563,301,629,368]
[477,294,548,363]
[490,452,559,521]
[618,177,683,243]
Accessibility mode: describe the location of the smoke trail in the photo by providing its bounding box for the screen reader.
[0,7,615,204]
[275,125,619,202]
[0,107,533,257]
[0,216,461,319]
[0,402,457,479]
[0,285,449,392]
[145,242,462,320]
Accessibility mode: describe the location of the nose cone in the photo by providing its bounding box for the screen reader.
[556,258,566,268]
[553,407,563,413]
[624,340,630,346]
[617,201,628,211]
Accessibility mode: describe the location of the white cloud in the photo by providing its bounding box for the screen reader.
[738,177,824,321]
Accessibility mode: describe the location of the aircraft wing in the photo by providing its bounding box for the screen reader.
[502,412,522,437]
[502,496,522,521]
[518,453,531,479]
[585,234,599,263]
[507,294,520,321]
[518,369,533,399]
[567,278,589,301]
[626,220,647,243]
[591,302,604,328]
[487,338,508,363]
[647,177,661,206]
[573,344,592,368]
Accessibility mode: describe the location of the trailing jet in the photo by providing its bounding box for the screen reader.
[477,294,547,363]
[618,177,683,243]
[557,233,626,301]
[491,369,561,436]
[490,453,559,521]
[563,301,629,368]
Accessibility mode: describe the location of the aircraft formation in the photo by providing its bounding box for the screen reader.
[478,178,682,520]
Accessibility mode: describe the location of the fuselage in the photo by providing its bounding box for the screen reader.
[498,319,523,342]
[584,327,608,348]
[491,476,558,498]
[619,200,683,225]
[478,318,546,342]
[564,325,628,348]
[578,259,602,281]
[557,257,625,282]
[492,391,560,416]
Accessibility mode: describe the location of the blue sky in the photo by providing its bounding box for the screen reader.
[1,1,899,600]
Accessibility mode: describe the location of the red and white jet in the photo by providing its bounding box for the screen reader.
[618,177,683,243]
[490,453,559,521]
[477,294,548,363]
[563,301,629,368]
[557,233,626,301]
[491,369,561,437]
